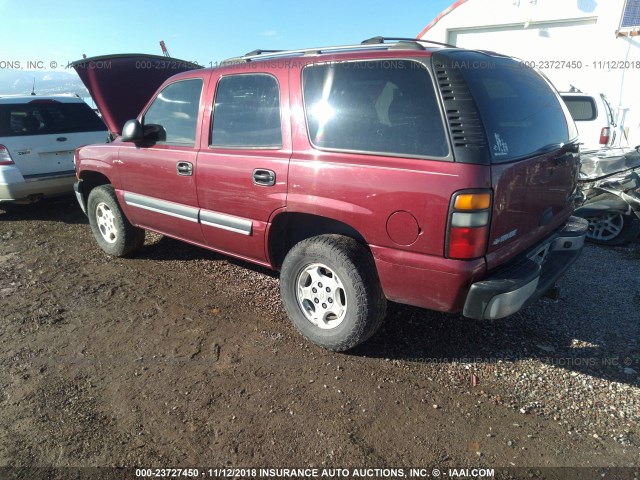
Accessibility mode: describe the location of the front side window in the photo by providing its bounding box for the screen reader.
[302,60,449,158]
[210,74,282,148]
[143,79,203,146]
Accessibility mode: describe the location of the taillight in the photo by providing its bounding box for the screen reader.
[0,145,14,165]
[599,127,610,145]
[446,191,492,260]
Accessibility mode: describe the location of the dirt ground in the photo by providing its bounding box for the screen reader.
[1,197,639,479]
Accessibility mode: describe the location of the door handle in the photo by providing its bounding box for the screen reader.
[176,161,193,176]
[253,169,276,186]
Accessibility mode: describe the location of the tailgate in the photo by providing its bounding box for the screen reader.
[0,99,108,177]
[432,50,581,269]
[2,131,107,177]
[487,145,579,269]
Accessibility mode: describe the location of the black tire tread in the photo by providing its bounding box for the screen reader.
[280,234,387,351]
[87,185,145,257]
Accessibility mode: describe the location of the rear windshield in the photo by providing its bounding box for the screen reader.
[0,101,107,137]
[302,60,449,158]
[561,95,597,121]
[450,52,574,163]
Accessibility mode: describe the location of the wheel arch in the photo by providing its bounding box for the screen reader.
[268,212,368,269]
[78,170,112,206]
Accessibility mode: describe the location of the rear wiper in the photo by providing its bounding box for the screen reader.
[533,143,564,155]
[533,142,579,155]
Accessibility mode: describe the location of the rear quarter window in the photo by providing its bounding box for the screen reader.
[0,101,106,137]
[449,53,574,163]
[302,60,449,158]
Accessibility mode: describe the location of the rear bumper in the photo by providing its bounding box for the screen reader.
[0,166,75,202]
[462,216,589,320]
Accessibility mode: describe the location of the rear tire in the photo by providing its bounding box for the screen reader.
[585,212,640,246]
[280,234,387,351]
[87,185,145,256]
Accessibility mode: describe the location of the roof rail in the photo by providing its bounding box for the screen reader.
[243,49,284,57]
[223,36,456,63]
[223,43,386,63]
[361,36,457,49]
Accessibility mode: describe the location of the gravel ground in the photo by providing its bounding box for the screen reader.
[0,197,639,478]
[351,238,640,457]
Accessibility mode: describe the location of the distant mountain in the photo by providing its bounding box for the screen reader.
[0,70,90,99]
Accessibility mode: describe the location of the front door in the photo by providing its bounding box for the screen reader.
[119,77,206,244]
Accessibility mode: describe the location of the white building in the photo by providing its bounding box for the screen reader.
[419,0,640,147]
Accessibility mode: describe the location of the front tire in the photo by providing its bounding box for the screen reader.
[585,212,640,246]
[280,235,387,351]
[87,185,145,256]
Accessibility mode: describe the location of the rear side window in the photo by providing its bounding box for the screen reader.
[211,74,282,148]
[561,96,597,121]
[0,101,106,137]
[451,53,574,163]
[143,79,203,146]
[302,60,449,158]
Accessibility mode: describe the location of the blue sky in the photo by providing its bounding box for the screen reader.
[0,0,452,68]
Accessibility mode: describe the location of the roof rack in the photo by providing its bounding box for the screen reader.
[223,36,456,63]
[361,36,457,49]
[242,49,284,57]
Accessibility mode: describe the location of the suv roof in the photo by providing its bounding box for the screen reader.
[222,36,458,63]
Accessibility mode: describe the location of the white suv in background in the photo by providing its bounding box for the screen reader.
[560,90,616,153]
[0,94,107,204]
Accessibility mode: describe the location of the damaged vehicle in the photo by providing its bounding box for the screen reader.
[72,39,588,351]
[575,147,640,245]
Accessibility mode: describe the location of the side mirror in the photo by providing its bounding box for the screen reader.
[121,119,143,142]
[143,123,167,143]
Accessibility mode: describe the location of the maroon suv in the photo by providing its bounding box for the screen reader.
[73,38,588,351]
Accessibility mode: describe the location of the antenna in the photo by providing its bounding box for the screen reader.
[31,78,36,96]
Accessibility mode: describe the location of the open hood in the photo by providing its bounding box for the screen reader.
[72,54,201,135]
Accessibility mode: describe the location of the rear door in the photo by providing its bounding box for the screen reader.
[195,70,291,264]
[0,99,107,178]
[442,51,580,268]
